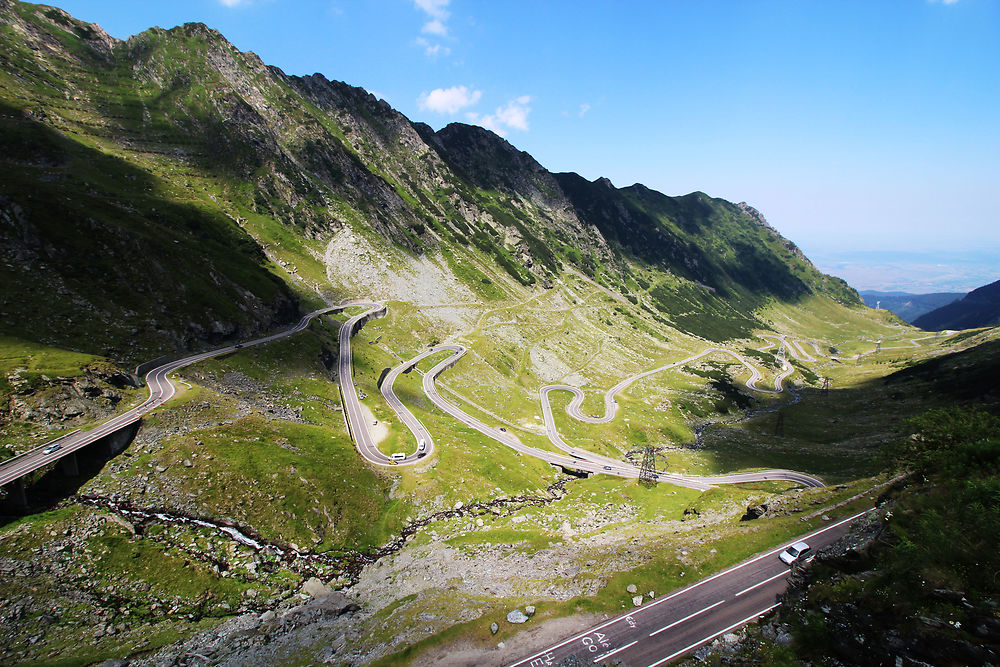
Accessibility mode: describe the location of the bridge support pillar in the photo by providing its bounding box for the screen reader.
[6,479,28,510]
[60,452,79,477]
[98,421,141,457]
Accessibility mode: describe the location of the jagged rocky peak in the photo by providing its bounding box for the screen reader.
[737,201,773,229]
[431,122,549,179]
[2,2,119,58]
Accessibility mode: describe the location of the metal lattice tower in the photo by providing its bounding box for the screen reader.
[821,377,830,396]
[876,339,882,353]
[639,446,658,486]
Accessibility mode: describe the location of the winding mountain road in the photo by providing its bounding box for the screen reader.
[2,299,825,493]
[0,304,350,488]
[380,338,823,490]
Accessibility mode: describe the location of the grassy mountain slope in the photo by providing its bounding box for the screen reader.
[1,0,865,357]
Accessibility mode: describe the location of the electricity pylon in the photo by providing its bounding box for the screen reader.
[639,446,658,486]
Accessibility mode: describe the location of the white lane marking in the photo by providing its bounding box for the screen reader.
[734,569,789,597]
[593,640,638,663]
[648,599,725,637]
[645,602,782,667]
[506,509,868,667]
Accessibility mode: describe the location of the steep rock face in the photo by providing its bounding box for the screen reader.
[913,279,1000,331]
[425,123,613,267]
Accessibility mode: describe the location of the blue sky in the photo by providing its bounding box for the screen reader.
[50,0,1000,289]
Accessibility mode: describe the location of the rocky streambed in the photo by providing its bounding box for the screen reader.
[75,476,571,591]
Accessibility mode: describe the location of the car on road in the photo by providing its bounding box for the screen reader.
[779,541,811,565]
[235,344,243,349]
[603,465,612,471]
[42,444,62,455]
[418,439,426,451]
[391,452,406,461]
[499,427,506,432]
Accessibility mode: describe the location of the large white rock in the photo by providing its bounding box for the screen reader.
[506,609,529,624]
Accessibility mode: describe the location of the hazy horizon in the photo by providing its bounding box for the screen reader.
[812,248,999,294]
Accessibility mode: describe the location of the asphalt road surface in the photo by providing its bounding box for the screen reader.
[507,510,871,667]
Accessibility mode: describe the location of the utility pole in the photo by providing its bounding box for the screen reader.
[639,446,658,487]
[821,377,830,396]
[875,339,882,354]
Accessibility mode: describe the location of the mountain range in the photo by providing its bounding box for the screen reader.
[859,290,964,323]
[913,279,1000,331]
[0,0,859,361]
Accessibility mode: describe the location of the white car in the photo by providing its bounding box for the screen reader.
[42,444,62,455]
[391,452,406,461]
[779,541,811,565]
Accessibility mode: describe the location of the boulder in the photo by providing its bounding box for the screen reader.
[626,584,638,594]
[302,577,333,599]
[632,596,643,607]
[525,605,535,617]
[490,621,499,635]
[506,609,529,624]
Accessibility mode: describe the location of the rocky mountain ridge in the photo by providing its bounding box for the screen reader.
[1,0,861,359]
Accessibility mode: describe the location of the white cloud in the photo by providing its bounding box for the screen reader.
[475,96,532,136]
[418,85,482,114]
[578,103,591,118]
[414,0,450,20]
[218,0,250,6]
[422,18,448,36]
[928,0,959,3]
[415,37,450,57]
[413,0,451,56]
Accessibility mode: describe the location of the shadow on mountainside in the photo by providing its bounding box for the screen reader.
[0,101,298,364]
[697,338,1000,483]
